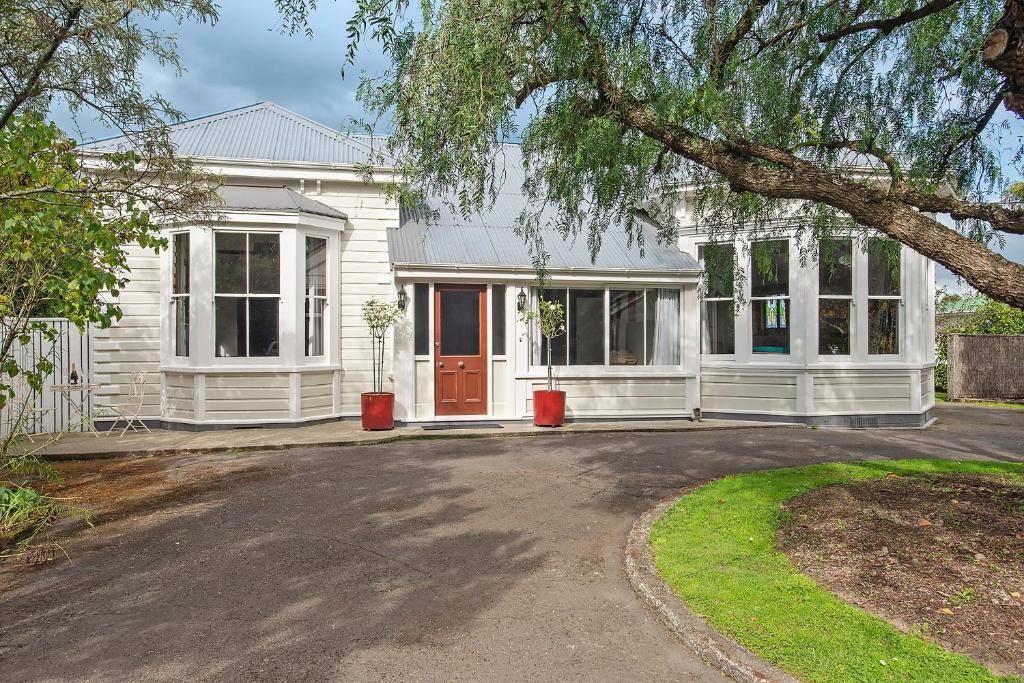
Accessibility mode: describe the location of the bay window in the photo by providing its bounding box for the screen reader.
[534,287,680,367]
[171,232,190,357]
[698,244,735,354]
[215,232,281,358]
[304,236,327,357]
[868,239,901,355]
[818,239,853,355]
[751,240,790,354]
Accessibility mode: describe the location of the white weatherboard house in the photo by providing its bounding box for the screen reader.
[82,102,936,430]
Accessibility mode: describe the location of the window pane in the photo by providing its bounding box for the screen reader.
[305,297,325,357]
[414,283,429,356]
[702,300,735,354]
[819,299,850,355]
[173,233,190,295]
[569,289,604,365]
[609,290,645,365]
[699,244,734,298]
[819,240,852,296]
[868,240,901,296]
[750,240,789,298]
[215,232,246,294]
[492,285,506,355]
[440,289,480,356]
[305,236,327,297]
[249,234,280,294]
[174,298,189,357]
[752,298,790,354]
[539,289,567,366]
[249,298,280,357]
[215,297,247,357]
[869,300,900,355]
[647,289,680,365]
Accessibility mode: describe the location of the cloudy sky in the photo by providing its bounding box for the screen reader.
[51,1,1023,290]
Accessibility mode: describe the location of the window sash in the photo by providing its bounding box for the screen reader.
[213,231,281,358]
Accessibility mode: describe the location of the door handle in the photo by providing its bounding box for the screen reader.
[458,361,465,369]
[438,361,445,368]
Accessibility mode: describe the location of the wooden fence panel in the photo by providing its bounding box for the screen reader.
[947,333,1024,401]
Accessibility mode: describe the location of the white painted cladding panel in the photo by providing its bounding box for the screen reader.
[204,373,291,420]
[700,373,799,413]
[164,372,195,419]
[300,371,335,418]
[91,244,162,419]
[525,378,690,417]
[812,374,912,413]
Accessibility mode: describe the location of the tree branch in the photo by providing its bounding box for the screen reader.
[818,0,958,42]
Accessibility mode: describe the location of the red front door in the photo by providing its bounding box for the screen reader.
[434,285,487,416]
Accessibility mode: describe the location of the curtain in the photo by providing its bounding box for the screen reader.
[650,289,680,365]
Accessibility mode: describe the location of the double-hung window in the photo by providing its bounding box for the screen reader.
[698,244,735,354]
[535,287,680,367]
[214,232,281,358]
[868,239,901,355]
[171,232,190,357]
[750,240,790,354]
[818,239,853,356]
[304,236,328,357]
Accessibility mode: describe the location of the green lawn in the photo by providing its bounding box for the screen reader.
[935,391,1024,410]
[650,459,1024,683]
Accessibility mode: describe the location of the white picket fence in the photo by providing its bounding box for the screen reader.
[1,318,92,438]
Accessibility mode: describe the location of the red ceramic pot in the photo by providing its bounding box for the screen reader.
[533,389,566,427]
[361,392,395,431]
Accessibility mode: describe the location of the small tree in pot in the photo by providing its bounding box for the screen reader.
[361,298,403,430]
[520,295,567,426]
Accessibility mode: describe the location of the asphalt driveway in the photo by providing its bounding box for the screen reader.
[2,404,1022,682]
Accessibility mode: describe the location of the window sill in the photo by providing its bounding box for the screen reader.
[517,366,694,380]
[160,364,341,374]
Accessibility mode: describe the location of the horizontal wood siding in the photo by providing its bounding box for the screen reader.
[204,373,290,421]
[525,378,689,417]
[300,371,334,418]
[163,372,195,419]
[921,369,934,406]
[90,244,162,419]
[701,372,799,413]
[812,374,912,413]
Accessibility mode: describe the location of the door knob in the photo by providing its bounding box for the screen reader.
[458,361,465,369]
[438,361,444,368]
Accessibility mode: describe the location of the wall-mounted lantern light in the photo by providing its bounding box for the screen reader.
[516,288,527,313]
[396,288,408,311]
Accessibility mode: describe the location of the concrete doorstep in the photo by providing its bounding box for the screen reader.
[31,418,798,461]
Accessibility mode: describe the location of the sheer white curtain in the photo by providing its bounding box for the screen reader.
[650,289,680,365]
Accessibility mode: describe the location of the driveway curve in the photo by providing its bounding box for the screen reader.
[2,405,1022,682]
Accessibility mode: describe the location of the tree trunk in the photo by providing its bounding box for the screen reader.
[984,0,1024,116]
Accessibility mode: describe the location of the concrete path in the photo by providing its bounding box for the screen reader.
[2,405,1022,682]
[35,416,790,460]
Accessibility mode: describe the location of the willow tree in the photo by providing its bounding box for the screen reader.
[283,0,1024,305]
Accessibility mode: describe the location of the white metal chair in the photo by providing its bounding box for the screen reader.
[8,376,52,443]
[106,371,152,437]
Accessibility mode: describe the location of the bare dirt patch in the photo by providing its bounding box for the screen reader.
[778,473,1024,678]
[2,452,278,576]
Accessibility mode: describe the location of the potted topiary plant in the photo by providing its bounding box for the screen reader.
[361,298,403,430]
[521,294,567,426]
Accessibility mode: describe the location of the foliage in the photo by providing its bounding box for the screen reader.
[935,297,1024,390]
[276,0,1024,307]
[362,298,403,394]
[650,459,1024,683]
[520,294,566,391]
[0,484,90,557]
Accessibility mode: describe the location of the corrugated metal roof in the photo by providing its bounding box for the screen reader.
[391,146,698,273]
[937,294,987,315]
[80,102,388,167]
[217,185,347,220]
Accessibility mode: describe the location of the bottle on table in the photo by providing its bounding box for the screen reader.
[69,363,79,385]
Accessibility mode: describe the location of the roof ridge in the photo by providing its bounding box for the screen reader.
[258,102,378,154]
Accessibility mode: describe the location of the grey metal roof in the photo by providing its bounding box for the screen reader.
[391,146,698,273]
[217,185,347,221]
[80,102,389,167]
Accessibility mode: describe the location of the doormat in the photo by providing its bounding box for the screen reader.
[420,423,504,431]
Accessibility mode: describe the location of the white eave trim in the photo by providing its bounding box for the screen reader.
[392,262,700,284]
[168,209,347,231]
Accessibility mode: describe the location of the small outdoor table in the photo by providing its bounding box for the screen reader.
[50,383,102,437]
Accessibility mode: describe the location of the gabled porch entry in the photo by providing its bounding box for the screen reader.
[434,284,488,416]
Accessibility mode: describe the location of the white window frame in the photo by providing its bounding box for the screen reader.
[749,239,791,357]
[698,243,737,358]
[303,234,329,358]
[529,286,683,369]
[213,230,282,360]
[816,239,854,359]
[170,231,190,358]
[866,240,904,358]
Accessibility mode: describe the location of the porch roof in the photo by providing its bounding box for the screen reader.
[216,185,347,221]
